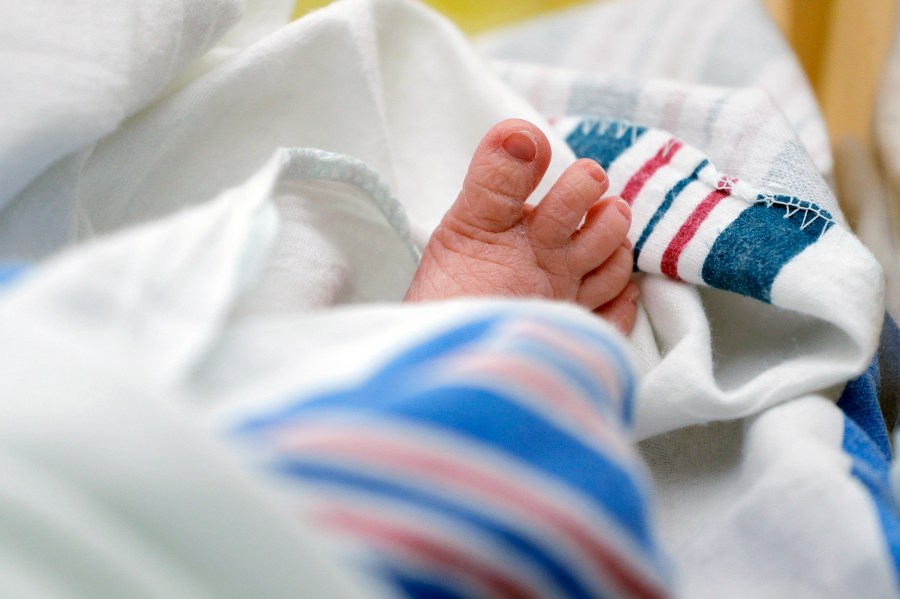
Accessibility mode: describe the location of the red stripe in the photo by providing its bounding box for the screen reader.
[320,507,542,599]
[620,140,683,205]
[280,430,668,599]
[502,319,621,402]
[660,187,731,280]
[445,353,630,454]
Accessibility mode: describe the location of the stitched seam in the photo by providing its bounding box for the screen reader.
[753,193,836,238]
[281,147,421,259]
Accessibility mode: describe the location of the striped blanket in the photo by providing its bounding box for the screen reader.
[559,117,836,298]
[232,308,670,599]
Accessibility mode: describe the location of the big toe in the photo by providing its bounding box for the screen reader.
[445,119,552,235]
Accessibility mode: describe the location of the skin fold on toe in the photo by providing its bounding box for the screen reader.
[405,119,639,334]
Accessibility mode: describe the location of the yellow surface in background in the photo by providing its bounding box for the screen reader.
[292,0,587,33]
[764,0,897,146]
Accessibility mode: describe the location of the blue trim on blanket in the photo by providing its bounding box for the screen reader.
[840,317,900,585]
[700,202,827,303]
[254,385,652,550]
[842,417,900,583]
[837,355,889,460]
[495,334,620,416]
[565,119,647,170]
[383,567,470,599]
[383,313,636,425]
[242,312,636,429]
[236,311,666,586]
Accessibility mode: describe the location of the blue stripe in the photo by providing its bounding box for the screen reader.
[246,385,654,551]
[242,312,634,429]
[879,314,900,431]
[541,318,637,424]
[369,317,500,384]
[280,460,595,599]
[371,314,621,414]
[500,335,623,420]
[701,201,829,303]
[566,119,647,169]
[369,312,635,423]
[369,312,635,425]
[837,355,890,460]
[842,417,900,584]
[237,313,651,551]
[373,311,635,426]
[633,159,708,267]
[382,567,471,599]
[0,263,26,288]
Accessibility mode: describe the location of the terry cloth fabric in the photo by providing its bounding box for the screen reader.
[0,0,896,598]
[229,309,671,599]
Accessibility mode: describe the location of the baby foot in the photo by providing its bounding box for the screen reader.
[405,119,639,333]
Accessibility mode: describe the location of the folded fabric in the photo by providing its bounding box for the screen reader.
[230,307,671,599]
[0,0,250,258]
[0,0,575,263]
[553,115,881,436]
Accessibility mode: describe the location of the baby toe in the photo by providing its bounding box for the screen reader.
[568,196,631,277]
[576,245,634,309]
[445,119,552,237]
[527,159,609,247]
[594,282,641,334]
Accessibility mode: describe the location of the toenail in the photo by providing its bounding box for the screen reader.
[501,131,537,162]
[623,238,633,250]
[615,198,631,218]
[582,161,607,184]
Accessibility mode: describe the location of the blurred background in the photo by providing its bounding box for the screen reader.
[293,0,899,152]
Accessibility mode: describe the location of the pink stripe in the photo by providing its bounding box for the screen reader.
[620,140,683,205]
[444,353,632,456]
[660,186,731,280]
[500,319,622,397]
[279,429,667,599]
[320,507,541,599]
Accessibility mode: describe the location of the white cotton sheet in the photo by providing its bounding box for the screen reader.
[0,0,245,258]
